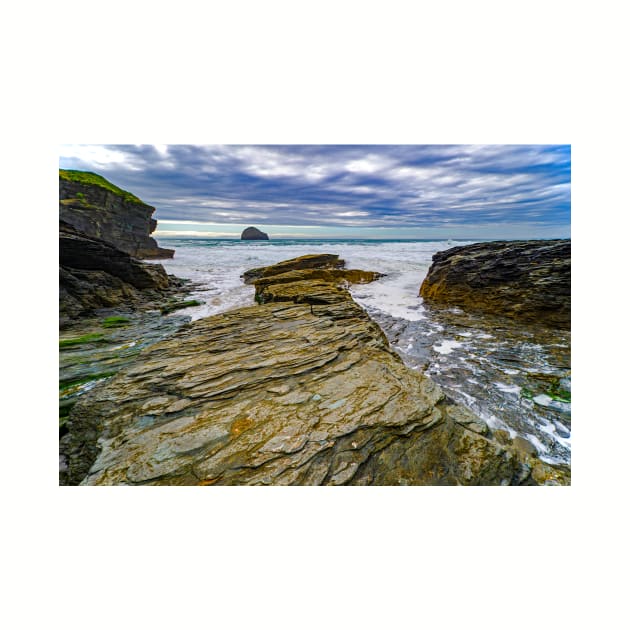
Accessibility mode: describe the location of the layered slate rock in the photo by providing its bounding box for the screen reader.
[241,226,269,240]
[60,221,186,322]
[59,169,174,259]
[66,256,569,486]
[419,240,571,329]
[243,254,384,305]
[242,253,344,282]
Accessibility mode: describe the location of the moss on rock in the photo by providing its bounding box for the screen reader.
[59,169,146,205]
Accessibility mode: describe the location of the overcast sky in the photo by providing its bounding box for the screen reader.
[59,144,570,239]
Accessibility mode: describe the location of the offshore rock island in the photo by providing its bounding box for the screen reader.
[241,226,269,240]
[59,169,570,485]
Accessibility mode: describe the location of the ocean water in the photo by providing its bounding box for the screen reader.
[155,237,571,466]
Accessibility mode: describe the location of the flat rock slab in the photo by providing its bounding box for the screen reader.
[67,296,569,486]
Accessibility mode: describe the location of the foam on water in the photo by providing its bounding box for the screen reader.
[434,339,464,355]
[494,382,522,395]
[156,238,473,322]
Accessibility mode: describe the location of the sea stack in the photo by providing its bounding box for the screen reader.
[241,226,269,240]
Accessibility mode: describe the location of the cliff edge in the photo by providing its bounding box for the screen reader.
[59,169,174,259]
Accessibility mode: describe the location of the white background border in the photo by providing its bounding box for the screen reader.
[4,1,627,628]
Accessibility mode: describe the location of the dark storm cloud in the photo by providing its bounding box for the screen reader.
[59,144,570,231]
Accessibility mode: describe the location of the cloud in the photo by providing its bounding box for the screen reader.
[59,144,570,237]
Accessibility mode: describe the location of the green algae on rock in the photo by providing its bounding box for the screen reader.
[102,316,131,328]
[160,299,203,315]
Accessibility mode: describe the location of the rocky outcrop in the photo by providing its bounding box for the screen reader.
[244,254,384,305]
[419,240,571,329]
[59,169,174,259]
[243,253,346,283]
[59,221,187,323]
[64,255,569,486]
[241,226,269,240]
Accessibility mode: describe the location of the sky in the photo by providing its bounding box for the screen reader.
[59,144,570,239]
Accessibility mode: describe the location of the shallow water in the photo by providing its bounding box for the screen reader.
[152,237,571,465]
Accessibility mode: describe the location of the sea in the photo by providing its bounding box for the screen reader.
[155,237,571,466]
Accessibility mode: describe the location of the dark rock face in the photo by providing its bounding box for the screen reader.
[59,221,184,323]
[419,240,571,329]
[241,226,269,240]
[65,255,569,486]
[59,177,174,259]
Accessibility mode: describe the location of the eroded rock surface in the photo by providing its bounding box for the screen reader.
[65,256,569,486]
[419,240,570,329]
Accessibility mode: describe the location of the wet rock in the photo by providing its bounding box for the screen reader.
[65,256,570,486]
[59,222,188,322]
[59,170,173,259]
[512,436,538,457]
[419,240,570,329]
[493,429,512,445]
[241,226,269,240]
[242,254,344,283]
[245,255,383,305]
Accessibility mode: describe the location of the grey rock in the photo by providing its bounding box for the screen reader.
[241,226,269,240]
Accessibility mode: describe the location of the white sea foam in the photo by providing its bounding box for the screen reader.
[540,421,571,450]
[433,339,463,354]
[494,382,522,395]
[525,433,548,454]
[156,238,473,322]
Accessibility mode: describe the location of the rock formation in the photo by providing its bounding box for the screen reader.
[64,254,569,485]
[242,253,344,282]
[241,226,269,240]
[419,240,570,328]
[243,254,384,304]
[59,221,187,324]
[59,169,174,259]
